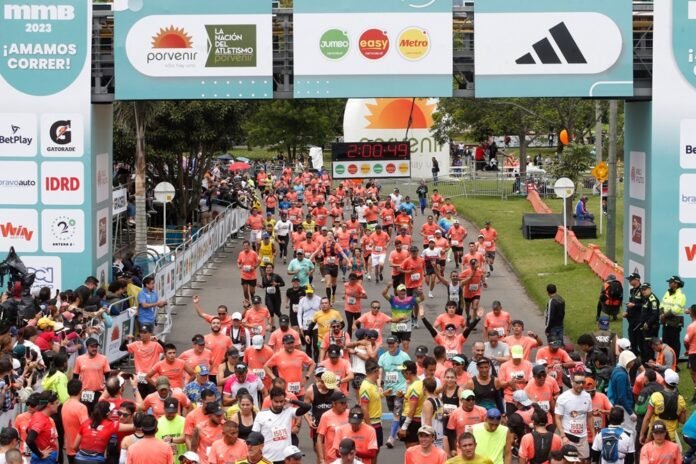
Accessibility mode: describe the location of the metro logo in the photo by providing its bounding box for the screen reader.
[45,177,80,191]
[0,223,33,241]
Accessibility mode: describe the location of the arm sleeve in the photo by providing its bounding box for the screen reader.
[421,317,438,338]
[462,317,481,339]
[25,430,42,457]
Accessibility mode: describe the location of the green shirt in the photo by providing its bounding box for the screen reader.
[472,423,508,464]
[156,415,186,459]
[446,455,494,464]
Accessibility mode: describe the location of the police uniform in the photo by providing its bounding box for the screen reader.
[661,276,687,360]
[638,284,660,362]
[626,274,646,353]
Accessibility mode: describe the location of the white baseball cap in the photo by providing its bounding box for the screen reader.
[252,335,264,349]
[231,312,243,321]
[617,338,631,351]
[179,452,200,463]
[664,369,680,386]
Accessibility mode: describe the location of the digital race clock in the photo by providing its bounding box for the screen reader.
[331,142,412,179]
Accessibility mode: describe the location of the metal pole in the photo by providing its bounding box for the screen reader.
[163,201,167,252]
[595,100,603,164]
[599,187,603,235]
[563,197,568,266]
[606,100,618,260]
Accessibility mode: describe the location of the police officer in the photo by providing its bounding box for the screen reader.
[661,275,687,360]
[638,283,660,362]
[624,273,645,353]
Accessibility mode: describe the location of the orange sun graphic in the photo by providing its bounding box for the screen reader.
[151,26,193,49]
[364,98,436,129]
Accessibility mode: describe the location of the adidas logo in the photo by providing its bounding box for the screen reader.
[516,22,587,65]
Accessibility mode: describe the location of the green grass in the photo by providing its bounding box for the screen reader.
[450,195,624,343]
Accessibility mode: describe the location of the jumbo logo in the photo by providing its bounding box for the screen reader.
[319,29,350,60]
[359,29,389,60]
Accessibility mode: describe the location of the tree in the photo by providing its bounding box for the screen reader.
[243,100,344,161]
[114,101,162,254]
[549,143,595,225]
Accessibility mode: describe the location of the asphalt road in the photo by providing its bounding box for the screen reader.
[163,207,547,463]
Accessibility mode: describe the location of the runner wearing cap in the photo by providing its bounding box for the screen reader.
[282,445,303,464]
[496,346,532,415]
[518,408,562,464]
[447,220,468,268]
[264,334,316,399]
[125,414,173,464]
[304,369,336,446]
[183,365,220,404]
[378,336,411,449]
[445,388,487,456]
[123,324,164,399]
[287,249,315,289]
[243,337,274,392]
[471,409,511,464]
[535,339,575,388]
[268,316,302,352]
[179,335,213,384]
[639,421,682,464]
[228,313,251,355]
[399,361,426,448]
[73,338,111,412]
[503,321,542,362]
[330,407,378,464]
[639,368,686,445]
[554,372,593,462]
[404,425,447,464]
[523,364,559,425]
[320,345,353,395]
[358,360,383,448]
[382,283,422,353]
[222,364,265,408]
[330,438,361,464]
[140,377,190,420]
[233,431,271,464]
[191,403,225,464]
[319,320,350,362]
[243,297,272,338]
[156,398,186,460]
[317,391,350,464]
[208,422,248,464]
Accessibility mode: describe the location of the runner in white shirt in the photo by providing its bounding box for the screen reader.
[274,214,294,264]
[252,388,311,462]
[555,372,593,462]
[591,406,636,464]
[421,241,442,299]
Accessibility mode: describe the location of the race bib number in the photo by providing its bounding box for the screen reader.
[266,286,276,295]
[443,404,457,414]
[384,216,392,222]
[385,372,399,384]
[81,391,95,403]
[451,240,459,246]
[243,265,252,272]
[374,246,383,253]
[347,297,356,305]
[253,369,265,380]
[494,327,505,337]
[327,257,336,264]
[137,373,147,384]
[538,400,550,412]
[410,273,421,281]
[292,304,299,313]
[468,284,479,292]
[262,256,271,263]
[288,382,301,393]
[593,416,602,431]
[272,426,289,442]
[395,322,410,332]
[449,293,460,303]
[512,371,525,382]
[289,215,297,221]
[569,419,584,435]
[484,241,492,247]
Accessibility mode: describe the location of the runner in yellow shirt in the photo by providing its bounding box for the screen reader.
[399,361,426,448]
[359,361,384,450]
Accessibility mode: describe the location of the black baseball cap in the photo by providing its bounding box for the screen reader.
[204,402,224,416]
[627,273,640,281]
[192,334,205,346]
[338,438,356,455]
[246,432,265,446]
[348,410,364,424]
[328,345,341,357]
[141,414,157,433]
[282,334,295,344]
[164,398,179,413]
[415,346,428,356]
[331,391,348,403]
[86,338,100,347]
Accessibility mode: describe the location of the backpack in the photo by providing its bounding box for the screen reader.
[635,383,663,416]
[600,427,623,463]
[659,390,680,421]
[531,430,554,464]
[606,280,623,302]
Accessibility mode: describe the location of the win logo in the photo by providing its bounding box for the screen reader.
[516,22,587,65]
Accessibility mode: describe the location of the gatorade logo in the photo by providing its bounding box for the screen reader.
[398,28,430,61]
[320,29,350,60]
[359,29,389,60]
[335,164,346,175]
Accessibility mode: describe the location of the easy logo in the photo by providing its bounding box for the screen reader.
[359,29,389,60]
[320,29,350,60]
[398,28,430,61]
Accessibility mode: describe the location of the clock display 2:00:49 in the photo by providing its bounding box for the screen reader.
[341,142,410,159]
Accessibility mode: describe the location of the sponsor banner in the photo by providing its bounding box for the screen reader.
[343,98,449,179]
[628,205,645,257]
[293,0,452,97]
[41,209,85,253]
[113,187,128,215]
[0,208,38,252]
[23,255,61,292]
[0,161,38,205]
[0,0,94,289]
[474,0,633,97]
[333,160,411,179]
[95,260,109,290]
[95,153,109,204]
[96,207,109,258]
[115,0,273,100]
[628,151,646,201]
[104,311,133,364]
[0,114,37,157]
[627,259,645,281]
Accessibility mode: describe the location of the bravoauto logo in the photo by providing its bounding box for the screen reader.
[147,26,197,64]
[319,29,350,60]
[359,29,389,60]
[398,28,430,61]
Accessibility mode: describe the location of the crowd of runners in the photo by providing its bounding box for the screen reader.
[3,167,696,464]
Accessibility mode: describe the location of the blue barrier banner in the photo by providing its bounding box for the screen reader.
[474,0,633,97]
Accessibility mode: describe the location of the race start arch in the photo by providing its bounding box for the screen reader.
[0,0,685,312]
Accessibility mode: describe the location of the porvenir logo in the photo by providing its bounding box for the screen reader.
[359,29,389,60]
[320,29,350,60]
[147,26,197,64]
[398,28,430,61]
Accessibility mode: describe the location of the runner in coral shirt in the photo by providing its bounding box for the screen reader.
[447,221,468,267]
[369,226,391,283]
[400,246,426,293]
[380,205,396,234]
[243,299,272,337]
[246,209,265,248]
[497,353,533,405]
[74,339,111,395]
[179,335,213,381]
[395,211,413,233]
[207,422,248,464]
[321,351,354,395]
[355,302,398,345]
[524,364,560,423]
[503,320,542,361]
[237,241,260,301]
[312,204,329,228]
[460,259,487,320]
[317,395,350,464]
[148,345,193,390]
[446,391,487,439]
[480,222,498,272]
[343,274,368,333]
[388,241,410,289]
[420,217,441,247]
[330,416,378,464]
[483,304,512,338]
[287,205,304,226]
[264,338,316,398]
[243,337,275,391]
